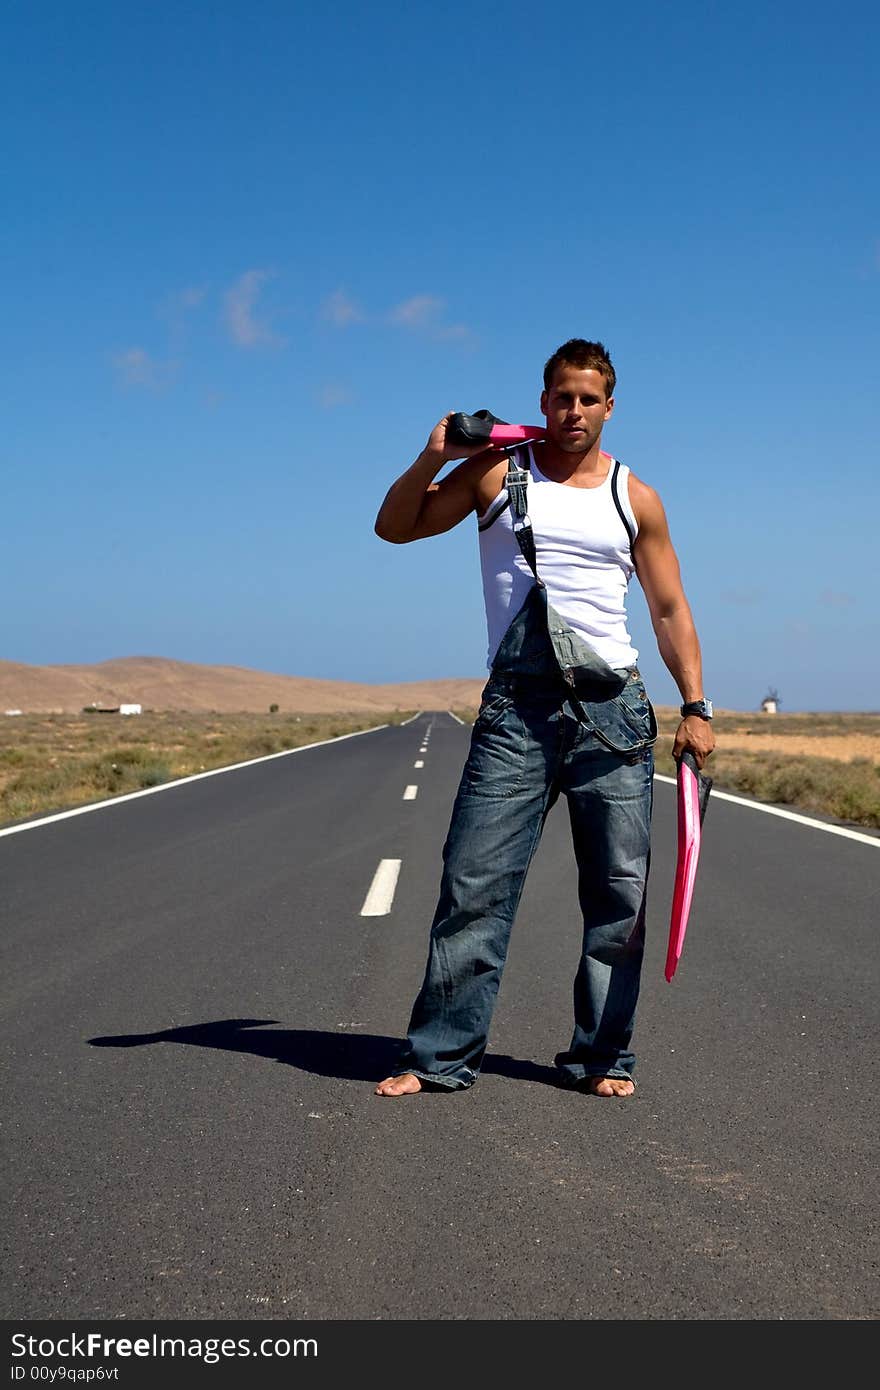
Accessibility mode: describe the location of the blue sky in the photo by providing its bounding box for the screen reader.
[4,0,878,710]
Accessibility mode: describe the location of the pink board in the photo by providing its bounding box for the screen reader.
[487,422,546,444]
[665,751,712,982]
[446,411,546,449]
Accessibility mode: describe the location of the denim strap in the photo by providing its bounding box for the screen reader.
[496,445,628,693]
[504,446,543,590]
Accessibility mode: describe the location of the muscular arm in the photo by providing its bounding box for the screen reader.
[375,413,503,543]
[630,475,715,766]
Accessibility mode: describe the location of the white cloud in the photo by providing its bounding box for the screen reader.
[158,285,208,352]
[318,382,355,409]
[224,269,284,348]
[388,294,475,345]
[159,285,207,317]
[177,286,207,310]
[389,294,445,329]
[112,347,178,389]
[435,321,472,342]
[720,587,766,606]
[321,289,364,326]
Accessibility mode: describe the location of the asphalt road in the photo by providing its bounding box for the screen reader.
[2,714,878,1321]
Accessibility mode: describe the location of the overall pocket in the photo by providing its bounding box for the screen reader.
[544,596,626,688]
[583,682,658,755]
[475,689,514,733]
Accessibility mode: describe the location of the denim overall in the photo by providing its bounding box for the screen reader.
[395,454,657,1089]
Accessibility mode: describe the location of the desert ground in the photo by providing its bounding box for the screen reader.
[2,657,878,829]
[0,656,486,717]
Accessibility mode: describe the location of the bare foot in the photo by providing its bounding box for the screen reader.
[374,1073,422,1096]
[587,1076,635,1097]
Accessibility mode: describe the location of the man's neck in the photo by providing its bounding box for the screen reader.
[532,437,609,485]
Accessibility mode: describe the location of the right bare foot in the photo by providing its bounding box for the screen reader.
[374,1073,422,1096]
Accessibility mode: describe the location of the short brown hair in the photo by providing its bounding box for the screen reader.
[543,339,616,397]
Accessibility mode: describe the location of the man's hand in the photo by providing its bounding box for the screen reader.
[375,414,503,544]
[672,715,715,769]
[425,413,496,465]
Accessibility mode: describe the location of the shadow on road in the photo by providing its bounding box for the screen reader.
[88,1018,559,1088]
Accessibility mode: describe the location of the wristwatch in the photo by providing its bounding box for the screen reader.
[680,699,713,720]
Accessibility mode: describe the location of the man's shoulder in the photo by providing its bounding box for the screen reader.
[623,470,667,531]
[456,448,510,513]
[625,469,661,503]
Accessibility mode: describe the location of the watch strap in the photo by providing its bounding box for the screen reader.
[680,699,713,719]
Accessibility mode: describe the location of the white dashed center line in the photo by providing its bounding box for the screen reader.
[403,785,418,800]
[360,859,402,916]
[414,760,424,768]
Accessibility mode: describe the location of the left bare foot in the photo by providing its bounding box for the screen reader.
[586,1076,635,1097]
[374,1073,422,1096]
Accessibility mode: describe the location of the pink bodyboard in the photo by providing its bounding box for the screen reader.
[665,751,712,982]
[488,422,547,444]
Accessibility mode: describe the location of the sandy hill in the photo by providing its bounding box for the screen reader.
[0,657,487,714]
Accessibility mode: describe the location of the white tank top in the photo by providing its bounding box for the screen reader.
[477,444,639,670]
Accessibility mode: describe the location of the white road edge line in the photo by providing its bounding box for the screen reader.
[414,760,424,768]
[403,785,418,800]
[400,711,423,726]
[653,773,879,847]
[447,709,465,725]
[0,723,391,840]
[360,858,402,916]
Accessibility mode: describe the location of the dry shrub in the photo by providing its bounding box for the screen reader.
[654,748,879,829]
[0,711,413,825]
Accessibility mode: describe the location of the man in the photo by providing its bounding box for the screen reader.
[373,339,714,1098]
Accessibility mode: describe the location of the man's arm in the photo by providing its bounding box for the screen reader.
[629,475,715,767]
[375,414,501,543]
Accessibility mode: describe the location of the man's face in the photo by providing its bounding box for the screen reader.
[540,366,614,453]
